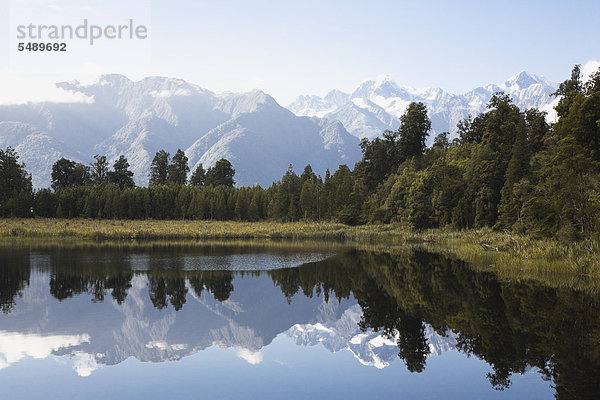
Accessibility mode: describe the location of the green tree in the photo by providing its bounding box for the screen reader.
[524,108,550,155]
[355,102,431,195]
[34,189,57,217]
[168,149,189,185]
[300,180,317,220]
[190,163,206,186]
[552,64,583,119]
[457,114,487,144]
[51,158,90,191]
[149,150,170,186]
[205,159,235,187]
[355,131,401,192]
[398,102,431,161]
[90,155,109,185]
[553,65,600,162]
[498,128,530,227]
[108,155,135,190]
[247,190,261,221]
[0,147,32,211]
[300,164,317,183]
[520,135,600,239]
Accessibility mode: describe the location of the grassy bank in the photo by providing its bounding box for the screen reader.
[0,218,598,278]
[0,218,400,241]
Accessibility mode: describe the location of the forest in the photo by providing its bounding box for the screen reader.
[1,65,599,241]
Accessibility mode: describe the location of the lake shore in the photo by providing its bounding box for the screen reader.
[1,218,598,279]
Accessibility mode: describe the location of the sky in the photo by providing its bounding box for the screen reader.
[0,0,599,105]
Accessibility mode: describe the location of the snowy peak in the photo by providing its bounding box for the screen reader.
[287,70,558,141]
[216,89,281,116]
[504,71,546,89]
[58,74,215,105]
[287,90,349,118]
[324,89,349,105]
[351,74,404,99]
[357,74,395,90]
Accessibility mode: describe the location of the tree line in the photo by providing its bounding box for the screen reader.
[1,65,599,240]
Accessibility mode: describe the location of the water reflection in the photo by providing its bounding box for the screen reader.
[1,243,599,398]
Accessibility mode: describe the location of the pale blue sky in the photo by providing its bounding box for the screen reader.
[1,0,599,104]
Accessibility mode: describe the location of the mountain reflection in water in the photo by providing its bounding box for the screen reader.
[0,242,598,399]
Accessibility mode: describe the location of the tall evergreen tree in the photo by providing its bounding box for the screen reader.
[205,159,235,187]
[108,155,135,190]
[398,102,431,160]
[300,164,317,183]
[149,150,170,186]
[190,163,206,186]
[355,130,401,192]
[498,128,530,227]
[168,149,189,185]
[553,65,600,162]
[0,147,32,198]
[300,180,316,220]
[51,158,90,191]
[457,114,486,144]
[0,147,32,213]
[90,155,109,185]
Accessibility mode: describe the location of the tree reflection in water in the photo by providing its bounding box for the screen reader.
[1,245,599,399]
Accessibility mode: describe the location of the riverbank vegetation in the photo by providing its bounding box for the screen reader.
[1,218,599,278]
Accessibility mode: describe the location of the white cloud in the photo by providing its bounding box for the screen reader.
[72,352,100,377]
[0,330,90,370]
[0,69,94,105]
[236,348,263,365]
[582,60,600,83]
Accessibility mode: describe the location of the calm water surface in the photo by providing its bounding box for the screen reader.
[0,242,598,399]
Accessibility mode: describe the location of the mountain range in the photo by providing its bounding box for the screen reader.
[0,71,558,188]
[287,71,558,141]
[0,75,361,188]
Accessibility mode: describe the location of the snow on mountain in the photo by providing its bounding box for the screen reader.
[287,71,558,142]
[185,91,361,186]
[0,71,558,188]
[0,75,360,188]
[0,121,87,188]
[290,90,350,118]
[287,304,457,369]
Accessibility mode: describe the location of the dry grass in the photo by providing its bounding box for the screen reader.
[0,218,426,242]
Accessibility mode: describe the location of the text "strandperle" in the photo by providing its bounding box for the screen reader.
[16,19,148,45]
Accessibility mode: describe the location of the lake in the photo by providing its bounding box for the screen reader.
[0,241,598,399]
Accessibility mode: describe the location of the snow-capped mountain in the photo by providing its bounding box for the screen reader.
[287,304,456,369]
[0,75,361,188]
[0,71,559,188]
[287,71,558,141]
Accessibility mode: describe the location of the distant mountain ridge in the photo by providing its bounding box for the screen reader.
[287,71,559,141]
[0,71,559,188]
[0,74,361,188]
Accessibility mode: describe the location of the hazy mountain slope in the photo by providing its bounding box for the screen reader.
[0,75,361,187]
[186,91,361,186]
